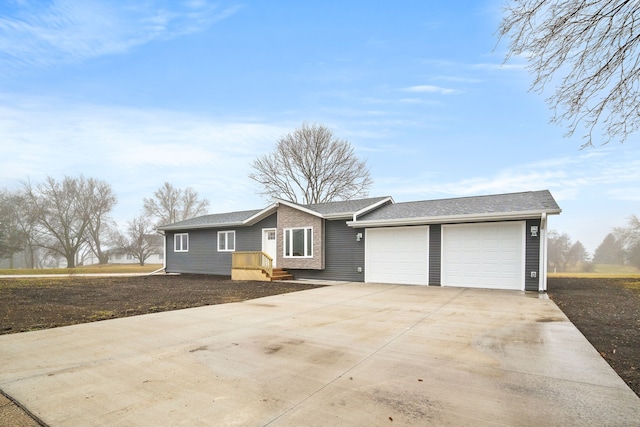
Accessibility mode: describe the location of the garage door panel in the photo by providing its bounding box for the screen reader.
[443,222,524,290]
[365,226,429,285]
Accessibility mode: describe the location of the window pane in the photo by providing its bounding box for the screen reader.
[175,234,188,252]
[218,233,225,250]
[285,230,291,256]
[306,228,312,256]
[228,232,235,250]
[292,229,304,256]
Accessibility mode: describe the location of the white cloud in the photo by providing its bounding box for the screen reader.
[376,146,640,204]
[0,95,289,224]
[471,62,526,71]
[0,0,240,72]
[403,85,457,95]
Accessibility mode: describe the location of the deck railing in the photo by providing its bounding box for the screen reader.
[232,251,273,278]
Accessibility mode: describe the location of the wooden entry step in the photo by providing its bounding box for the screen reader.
[271,268,294,281]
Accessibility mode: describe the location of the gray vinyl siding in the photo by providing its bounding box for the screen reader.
[428,224,442,286]
[288,220,365,282]
[237,214,277,251]
[165,214,276,275]
[525,218,541,291]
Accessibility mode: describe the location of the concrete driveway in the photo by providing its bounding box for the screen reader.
[1,282,638,426]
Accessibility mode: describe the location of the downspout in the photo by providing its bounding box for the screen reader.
[149,230,166,275]
[539,213,548,292]
[162,232,167,272]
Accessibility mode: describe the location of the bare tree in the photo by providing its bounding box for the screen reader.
[249,122,373,204]
[0,189,25,266]
[499,0,640,146]
[23,176,116,268]
[547,230,572,272]
[84,178,117,264]
[12,191,40,268]
[143,182,209,226]
[114,215,162,266]
[615,215,640,268]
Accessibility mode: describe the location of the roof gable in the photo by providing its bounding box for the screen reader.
[278,196,393,218]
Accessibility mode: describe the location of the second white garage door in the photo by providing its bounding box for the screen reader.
[365,226,429,285]
[442,222,525,290]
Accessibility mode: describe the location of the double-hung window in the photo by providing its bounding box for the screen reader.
[218,230,235,252]
[284,227,313,257]
[174,233,189,252]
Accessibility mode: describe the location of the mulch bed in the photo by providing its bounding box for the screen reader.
[548,277,640,397]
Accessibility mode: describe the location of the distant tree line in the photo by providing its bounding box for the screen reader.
[0,177,208,268]
[0,123,371,269]
[548,216,640,272]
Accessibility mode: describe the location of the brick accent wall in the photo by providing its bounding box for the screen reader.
[277,204,324,270]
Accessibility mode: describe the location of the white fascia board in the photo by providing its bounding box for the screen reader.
[347,209,561,228]
[352,196,395,221]
[243,204,278,225]
[323,213,354,220]
[158,222,246,231]
[272,198,324,218]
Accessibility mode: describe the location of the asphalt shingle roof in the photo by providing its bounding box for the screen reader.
[357,190,560,222]
[157,191,560,231]
[157,209,265,230]
[298,196,391,216]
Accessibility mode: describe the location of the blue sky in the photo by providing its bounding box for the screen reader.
[1,0,639,254]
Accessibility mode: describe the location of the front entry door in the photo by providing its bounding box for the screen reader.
[262,228,277,267]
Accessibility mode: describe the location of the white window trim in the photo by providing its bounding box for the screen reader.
[217,230,236,252]
[174,233,189,252]
[283,227,313,258]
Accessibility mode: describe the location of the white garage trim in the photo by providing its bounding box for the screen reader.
[442,222,525,290]
[365,226,429,285]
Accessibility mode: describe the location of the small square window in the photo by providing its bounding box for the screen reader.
[174,233,189,252]
[218,230,236,252]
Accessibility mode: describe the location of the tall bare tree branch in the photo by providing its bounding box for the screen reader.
[144,182,209,226]
[21,176,116,268]
[499,0,640,146]
[249,123,373,204]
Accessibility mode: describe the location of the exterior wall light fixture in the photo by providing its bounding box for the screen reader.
[531,226,539,237]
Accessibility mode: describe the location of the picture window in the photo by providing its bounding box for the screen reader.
[284,227,313,257]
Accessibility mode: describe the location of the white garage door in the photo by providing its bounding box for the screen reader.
[442,222,524,290]
[365,226,429,285]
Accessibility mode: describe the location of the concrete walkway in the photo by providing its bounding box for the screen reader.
[1,283,638,426]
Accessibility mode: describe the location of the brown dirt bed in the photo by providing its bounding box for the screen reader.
[0,275,638,399]
[548,277,640,397]
[0,274,323,334]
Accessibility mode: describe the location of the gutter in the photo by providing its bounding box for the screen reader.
[346,209,561,228]
[157,221,247,231]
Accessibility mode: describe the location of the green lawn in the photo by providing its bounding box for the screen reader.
[0,264,163,275]
[549,264,640,294]
[549,263,640,279]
